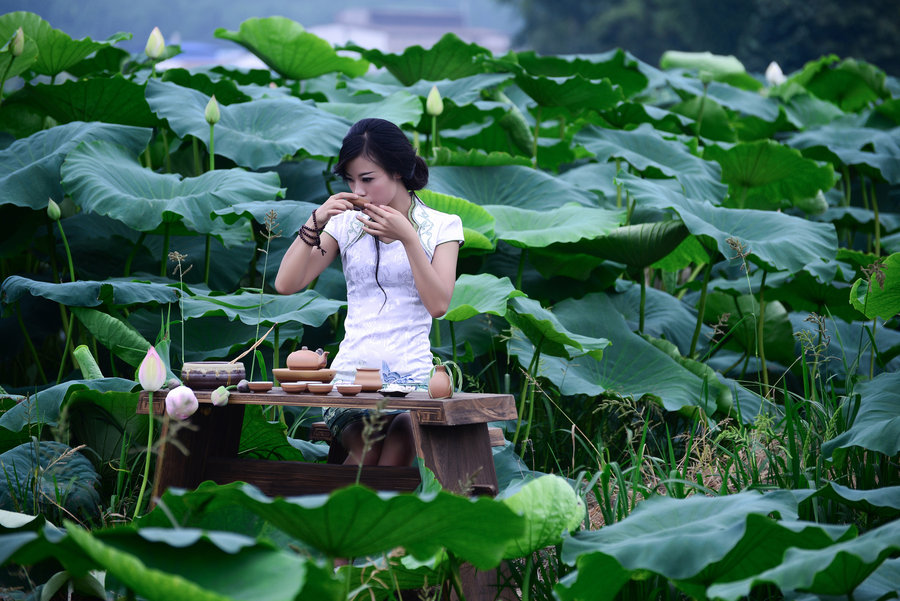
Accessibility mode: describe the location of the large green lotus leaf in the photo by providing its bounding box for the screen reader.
[768,270,862,323]
[160,68,254,105]
[703,81,780,122]
[238,405,309,462]
[514,73,622,111]
[145,79,350,169]
[428,165,598,209]
[431,147,533,168]
[342,72,513,111]
[215,17,368,79]
[61,140,283,233]
[15,76,159,127]
[318,90,423,127]
[181,290,344,327]
[814,207,900,236]
[812,482,900,518]
[608,281,713,357]
[822,371,900,461]
[0,276,177,311]
[0,441,100,521]
[557,220,688,268]
[498,475,584,559]
[703,293,796,365]
[510,293,730,417]
[705,140,836,210]
[70,306,152,367]
[0,121,150,211]
[214,200,321,235]
[791,56,888,113]
[484,203,623,249]
[65,524,333,601]
[0,379,135,432]
[443,273,524,321]
[514,49,649,99]
[507,297,610,360]
[416,189,497,252]
[620,173,839,276]
[849,252,900,320]
[65,388,148,479]
[788,124,900,184]
[574,123,726,203]
[707,518,900,601]
[0,11,129,78]
[167,481,523,569]
[349,32,490,85]
[557,490,851,601]
[660,50,752,83]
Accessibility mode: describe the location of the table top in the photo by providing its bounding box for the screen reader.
[139,389,517,426]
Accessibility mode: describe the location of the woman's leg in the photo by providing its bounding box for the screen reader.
[340,419,385,465]
[377,413,415,466]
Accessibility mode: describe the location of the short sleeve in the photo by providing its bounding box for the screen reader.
[436,213,465,247]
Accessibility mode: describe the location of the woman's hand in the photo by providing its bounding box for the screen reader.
[359,204,416,244]
[316,192,362,226]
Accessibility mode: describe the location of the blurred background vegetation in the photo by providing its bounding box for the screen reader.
[7,0,900,76]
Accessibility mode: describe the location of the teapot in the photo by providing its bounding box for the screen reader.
[286,346,329,370]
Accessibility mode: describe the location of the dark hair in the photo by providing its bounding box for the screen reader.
[333,118,428,190]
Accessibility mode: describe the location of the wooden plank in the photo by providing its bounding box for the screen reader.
[411,418,499,496]
[138,390,516,426]
[203,458,420,495]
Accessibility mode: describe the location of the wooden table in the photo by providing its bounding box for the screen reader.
[137,389,517,499]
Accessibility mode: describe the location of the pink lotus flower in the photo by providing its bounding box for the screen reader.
[138,346,166,392]
[165,385,198,420]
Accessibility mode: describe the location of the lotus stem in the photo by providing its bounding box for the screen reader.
[531,107,542,167]
[273,323,280,385]
[123,232,146,276]
[695,81,709,141]
[133,391,154,519]
[450,321,457,364]
[513,335,543,448]
[56,219,75,283]
[756,271,769,394]
[639,268,647,334]
[208,123,215,172]
[204,234,211,285]
[160,223,170,277]
[615,158,622,208]
[516,249,527,290]
[689,262,713,357]
[870,178,881,257]
[162,129,172,173]
[431,114,438,157]
[15,303,48,383]
[56,311,75,384]
[192,137,201,176]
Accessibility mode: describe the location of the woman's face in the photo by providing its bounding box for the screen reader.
[343,156,407,209]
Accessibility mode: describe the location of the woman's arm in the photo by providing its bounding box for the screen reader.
[274,193,358,294]
[406,240,459,318]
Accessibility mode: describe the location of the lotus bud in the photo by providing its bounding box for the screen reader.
[165,385,198,420]
[11,27,24,58]
[138,346,166,392]
[144,26,165,60]
[426,85,443,116]
[765,61,786,86]
[46,198,61,221]
[210,385,229,407]
[204,95,220,125]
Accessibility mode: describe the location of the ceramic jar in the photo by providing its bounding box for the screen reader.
[181,361,245,390]
[428,365,453,399]
[354,367,382,392]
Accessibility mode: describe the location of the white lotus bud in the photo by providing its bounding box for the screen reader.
[210,385,230,407]
[165,385,198,420]
[426,85,443,116]
[205,95,220,125]
[145,27,165,60]
[765,61,786,86]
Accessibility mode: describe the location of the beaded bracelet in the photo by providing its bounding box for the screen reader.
[298,211,326,256]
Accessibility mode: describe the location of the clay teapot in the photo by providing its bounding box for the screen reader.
[286,346,329,370]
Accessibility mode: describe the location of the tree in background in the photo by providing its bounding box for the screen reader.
[497,0,900,76]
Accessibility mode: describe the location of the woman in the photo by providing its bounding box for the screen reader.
[274,118,464,466]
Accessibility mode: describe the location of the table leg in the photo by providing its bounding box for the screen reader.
[410,416,499,496]
[150,404,245,502]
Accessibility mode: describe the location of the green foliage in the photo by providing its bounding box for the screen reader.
[1,10,899,601]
